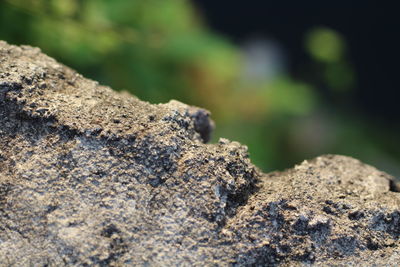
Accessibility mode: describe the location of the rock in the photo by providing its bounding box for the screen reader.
[0,40,399,266]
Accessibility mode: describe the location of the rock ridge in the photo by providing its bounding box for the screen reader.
[0,41,399,266]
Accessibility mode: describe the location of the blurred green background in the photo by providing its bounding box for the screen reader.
[1,0,399,177]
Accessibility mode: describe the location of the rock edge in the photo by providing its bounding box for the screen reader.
[1,41,399,266]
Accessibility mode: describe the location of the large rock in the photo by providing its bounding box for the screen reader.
[0,40,399,266]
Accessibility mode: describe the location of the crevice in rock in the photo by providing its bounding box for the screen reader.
[389,179,400,193]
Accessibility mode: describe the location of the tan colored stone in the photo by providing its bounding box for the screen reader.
[1,41,399,266]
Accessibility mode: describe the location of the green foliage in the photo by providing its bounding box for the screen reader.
[306,27,345,63]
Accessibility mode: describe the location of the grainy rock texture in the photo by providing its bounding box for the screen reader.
[0,40,399,266]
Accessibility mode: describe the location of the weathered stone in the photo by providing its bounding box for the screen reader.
[0,41,399,266]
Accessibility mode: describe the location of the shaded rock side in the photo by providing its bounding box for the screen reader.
[0,41,399,266]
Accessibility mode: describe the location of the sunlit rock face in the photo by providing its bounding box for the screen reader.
[0,40,399,266]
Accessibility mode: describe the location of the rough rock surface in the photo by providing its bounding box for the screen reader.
[0,40,399,266]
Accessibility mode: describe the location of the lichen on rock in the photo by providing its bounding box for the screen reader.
[0,41,399,266]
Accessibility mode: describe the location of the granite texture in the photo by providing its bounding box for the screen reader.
[0,41,399,266]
